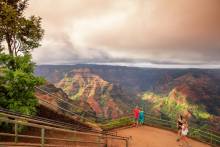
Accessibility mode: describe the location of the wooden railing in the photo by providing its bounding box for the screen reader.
[0,108,88,131]
[100,113,220,147]
[0,110,130,147]
[144,114,220,147]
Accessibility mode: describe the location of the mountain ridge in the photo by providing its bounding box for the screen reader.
[35,64,220,130]
[55,68,131,118]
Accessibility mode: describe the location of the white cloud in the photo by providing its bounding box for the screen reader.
[27,0,220,67]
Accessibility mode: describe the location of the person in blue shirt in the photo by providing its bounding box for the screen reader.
[138,108,144,125]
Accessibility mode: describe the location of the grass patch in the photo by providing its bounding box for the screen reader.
[100,116,133,130]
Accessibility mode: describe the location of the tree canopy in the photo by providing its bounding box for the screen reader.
[0,54,44,115]
[0,0,44,115]
[0,0,44,56]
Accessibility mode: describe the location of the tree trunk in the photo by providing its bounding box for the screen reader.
[6,34,13,56]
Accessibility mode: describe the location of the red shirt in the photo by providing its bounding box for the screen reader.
[133,108,140,118]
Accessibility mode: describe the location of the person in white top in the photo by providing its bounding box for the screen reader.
[179,119,190,147]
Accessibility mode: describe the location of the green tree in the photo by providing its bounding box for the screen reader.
[0,54,44,115]
[0,0,44,56]
[0,0,44,116]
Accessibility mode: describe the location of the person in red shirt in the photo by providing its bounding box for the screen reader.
[133,106,140,127]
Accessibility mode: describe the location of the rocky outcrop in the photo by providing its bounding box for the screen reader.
[56,68,130,119]
[35,82,100,130]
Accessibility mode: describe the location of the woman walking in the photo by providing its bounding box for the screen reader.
[179,119,190,147]
[176,114,184,141]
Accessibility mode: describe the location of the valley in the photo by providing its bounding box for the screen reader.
[35,64,220,131]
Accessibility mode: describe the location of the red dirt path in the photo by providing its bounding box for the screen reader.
[112,126,210,147]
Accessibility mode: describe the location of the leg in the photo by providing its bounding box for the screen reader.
[133,118,136,126]
[134,118,138,127]
[177,129,181,141]
[140,120,144,126]
[179,135,184,146]
[182,136,190,147]
[136,119,138,127]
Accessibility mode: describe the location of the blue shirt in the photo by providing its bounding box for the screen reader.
[139,111,144,119]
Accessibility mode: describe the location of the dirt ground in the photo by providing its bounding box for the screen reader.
[111,126,211,147]
[1,126,212,147]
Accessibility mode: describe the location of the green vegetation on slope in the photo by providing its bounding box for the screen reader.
[141,91,211,122]
[100,116,133,130]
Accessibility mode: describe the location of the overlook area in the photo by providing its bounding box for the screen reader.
[0,126,213,147]
[1,107,219,146]
[1,0,220,147]
[113,126,210,147]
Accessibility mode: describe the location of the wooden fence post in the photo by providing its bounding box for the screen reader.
[125,139,129,147]
[105,134,107,147]
[97,135,101,147]
[41,128,45,147]
[14,122,18,143]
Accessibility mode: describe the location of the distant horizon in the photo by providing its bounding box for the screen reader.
[36,63,220,69]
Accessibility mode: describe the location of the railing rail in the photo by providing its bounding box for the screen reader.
[0,108,87,131]
[35,86,97,120]
[37,93,95,124]
[0,110,130,147]
[100,113,220,147]
[0,108,130,138]
[0,117,105,147]
[145,114,220,146]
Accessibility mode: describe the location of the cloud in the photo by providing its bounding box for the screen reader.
[27,0,220,67]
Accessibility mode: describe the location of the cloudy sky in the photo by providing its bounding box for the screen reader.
[27,0,220,68]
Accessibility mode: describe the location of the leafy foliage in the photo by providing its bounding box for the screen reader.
[0,0,44,56]
[0,53,45,115]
